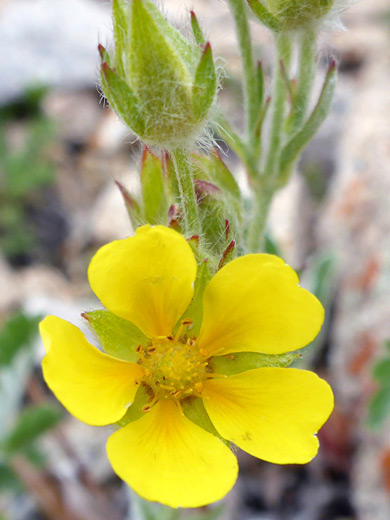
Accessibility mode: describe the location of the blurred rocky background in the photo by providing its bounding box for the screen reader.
[0,0,389,519]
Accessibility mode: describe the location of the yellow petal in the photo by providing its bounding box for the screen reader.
[198,254,324,355]
[106,399,238,508]
[40,316,144,426]
[203,368,334,464]
[88,225,197,338]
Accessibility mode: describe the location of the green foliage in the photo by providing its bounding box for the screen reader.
[0,95,56,260]
[84,309,148,363]
[368,340,390,428]
[0,312,41,367]
[0,463,21,492]
[1,404,62,455]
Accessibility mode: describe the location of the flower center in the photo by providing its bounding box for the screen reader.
[138,319,209,404]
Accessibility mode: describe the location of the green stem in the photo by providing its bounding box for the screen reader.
[288,28,317,134]
[248,33,292,252]
[170,149,202,238]
[227,0,258,149]
[263,32,292,179]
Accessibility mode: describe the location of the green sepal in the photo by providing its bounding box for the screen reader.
[183,397,229,446]
[116,384,151,427]
[115,180,143,229]
[1,404,62,456]
[128,0,193,141]
[177,260,212,337]
[218,240,236,270]
[84,309,148,363]
[278,60,337,186]
[141,148,170,225]
[209,351,299,376]
[190,10,206,46]
[139,0,195,70]
[100,63,145,137]
[97,44,111,67]
[246,0,282,31]
[193,151,241,203]
[192,42,217,120]
[112,0,129,76]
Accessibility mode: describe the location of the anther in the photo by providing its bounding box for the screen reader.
[199,348,208,357]
[136,345,146,361]
[146,346,156,354]
[175,318,194,341]
[195,382,204,393]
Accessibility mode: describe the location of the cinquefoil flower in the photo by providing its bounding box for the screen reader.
[40,225,333,508]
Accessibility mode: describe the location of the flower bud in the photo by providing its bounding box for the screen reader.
[100,0,217,150]
[247,0,335,31]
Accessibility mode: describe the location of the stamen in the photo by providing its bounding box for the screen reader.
[175,318,193,341]
[199,348,208,357]
[136,344,146,361]
[206,373,228,379]
[142,395,158,413]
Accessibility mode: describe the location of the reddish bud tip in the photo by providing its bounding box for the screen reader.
[115,180,135,208]
[81,312,89,322]
[224,219,231,240]
[328,58,337,72]
[97,43,105,58]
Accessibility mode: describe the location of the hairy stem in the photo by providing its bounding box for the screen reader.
[288,28,317,133]
[263,32,292,179]
[170,149,201,238]
[227,0,258,150]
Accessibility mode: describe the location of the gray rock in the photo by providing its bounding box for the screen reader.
[0,0,110,104]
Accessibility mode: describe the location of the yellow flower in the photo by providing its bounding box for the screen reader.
[40,225,333,509]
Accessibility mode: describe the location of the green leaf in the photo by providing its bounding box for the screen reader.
[192,43,217,120]
[278,61,337,186]
[190,11,206,46]
[209,351,299,375]
[0,463,21,492]
[85,310,148,363]
[2,404,62,455]
[100,64,145,136]
[141,148,170,225]
[373,359,390,386]
[246,0,282,31]
[0,312,41,367]
[367,386,390,429]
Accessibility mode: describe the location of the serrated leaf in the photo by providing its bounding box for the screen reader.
[141,148,170,225]
[0,312,41,367]
[367,386,390,429]
[2,405,62,455]
[192,43,217,120]
[85,310,147,363]
[209,351,299,376]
